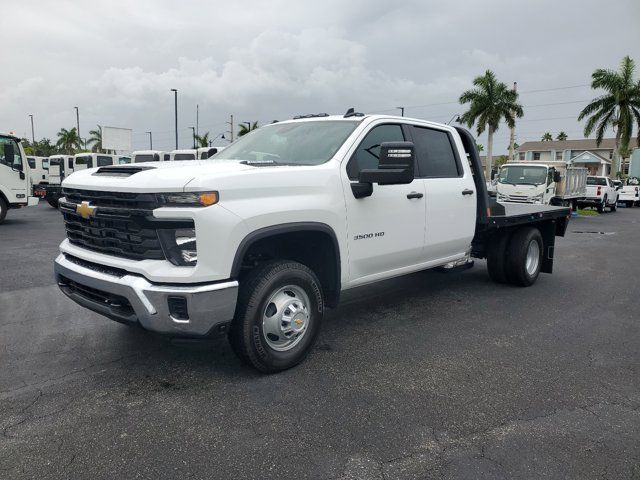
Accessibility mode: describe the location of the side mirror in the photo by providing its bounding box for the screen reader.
[553,171,562,182]
[153,153,160,162]
[358,141,415,186]
[19,171,25,180]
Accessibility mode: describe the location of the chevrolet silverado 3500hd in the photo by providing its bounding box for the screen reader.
[53,113,571,372]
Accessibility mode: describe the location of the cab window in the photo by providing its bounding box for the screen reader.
[97,156,113,167]
[346,124,405,180]
[0,137,23,170]
[412,126,461,178]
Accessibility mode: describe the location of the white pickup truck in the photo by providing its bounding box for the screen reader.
[53,113,571,372]
[577,176,619,213]
[0,133,39,223]
[618,183,639,207]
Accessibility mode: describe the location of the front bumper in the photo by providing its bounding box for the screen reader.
[54,253,238,337]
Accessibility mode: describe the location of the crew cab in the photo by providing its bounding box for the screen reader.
[578,176,619,213]
[53,113,571,372]
[0,133,39,223]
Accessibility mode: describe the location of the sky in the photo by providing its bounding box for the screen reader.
[2,0,639,153]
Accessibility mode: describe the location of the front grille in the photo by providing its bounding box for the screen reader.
[60,189,193,261]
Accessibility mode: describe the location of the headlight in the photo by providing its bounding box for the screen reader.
[533,193,544,203]
[158,227,197,266]
[157,191,218,207]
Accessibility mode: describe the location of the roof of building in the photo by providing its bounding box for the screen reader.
[517,138,638,152]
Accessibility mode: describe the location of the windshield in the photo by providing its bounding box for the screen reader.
[134,154,156,163]
[498,165,547,185]
[215,120,359,165]
[587,177,607,186]
[75,156,91,165]
[173,153,196,161]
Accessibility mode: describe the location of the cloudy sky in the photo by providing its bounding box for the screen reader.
[2,0,639,152]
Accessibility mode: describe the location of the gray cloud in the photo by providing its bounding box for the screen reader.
[2,0,639,151]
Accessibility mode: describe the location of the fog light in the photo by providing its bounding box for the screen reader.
[168,296,189,321]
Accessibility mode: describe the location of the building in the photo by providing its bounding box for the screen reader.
[516,138,639,177]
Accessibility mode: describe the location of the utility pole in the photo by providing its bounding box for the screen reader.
[509,82,517,161]
[171,89,178,149]
[146,131,153,149]
[196,104,199,137]
[28,114,35,144]
[226,114,234,142]
[397,106,405,117]
[74,106,81,149]
[189,127,196,149]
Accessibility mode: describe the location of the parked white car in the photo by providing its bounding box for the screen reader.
[577,176,619,213]
[618,184,639,207]
[53,113,572,372]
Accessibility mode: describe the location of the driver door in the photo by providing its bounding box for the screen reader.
[0,138,27,202]
[341,123,426,286]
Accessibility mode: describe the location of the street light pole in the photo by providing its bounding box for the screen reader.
[189,127,196,149]
[146,131,153,149]
[196,104,199,137]
[28,115,35,144]
[170,89,178,149]
[396,106,405,117]
[74,106,81,149]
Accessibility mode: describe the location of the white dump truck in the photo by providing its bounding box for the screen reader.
[496,161,587,208]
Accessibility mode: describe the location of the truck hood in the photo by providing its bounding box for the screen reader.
[62,160,256,192]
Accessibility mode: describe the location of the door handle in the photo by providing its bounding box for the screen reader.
[406,192,423,199]
[462,189,474,196]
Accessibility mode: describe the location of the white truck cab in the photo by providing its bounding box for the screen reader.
[168,149,197,161]
[0,133,39,223]
[619,183,639,207]
[496,162,587,207]
[73,153,128,170]
[132,150,163,163]
[44,155,75,207]
[53,113,571,372]
[197,146,225,159]
[26,156,49,187]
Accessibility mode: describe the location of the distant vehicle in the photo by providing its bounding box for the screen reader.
[578,176,619,213]
[166,147,226,161]
[197,146,225,159]
[26,156,49,189]
[131,150,163,163]
[44,155,74,208]
[496,161,587,207]
[0,133,39,223]
[486,178,497,198]
[618,184,639,207]
[45,153,129,208]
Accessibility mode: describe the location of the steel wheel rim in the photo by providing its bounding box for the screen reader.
[262,285,311,352]
[525,240,540,276]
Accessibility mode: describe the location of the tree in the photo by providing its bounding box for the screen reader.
[55,127,81,154]
[541,132,553,141]
[476,143,484,152]
[578,55,640,178]
[238,121,259,137]
[459,70,524,180]
[556,131,568,141]
[86,126,105,153]
[194,132,210,147]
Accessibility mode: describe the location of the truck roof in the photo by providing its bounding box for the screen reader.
[285,114,455,131]
[0,132,20,141]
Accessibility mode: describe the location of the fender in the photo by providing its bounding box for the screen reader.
[230,222,342,306]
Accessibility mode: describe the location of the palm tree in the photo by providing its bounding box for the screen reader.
[55,127,81,154]
[475,143,484,152]
[459,70,523,180]
[541,132,553,141]
[238,121,259,137]
[87,126,104,153]
[556,131,568,141]
[194,132,210,148]
[578,55,640,178]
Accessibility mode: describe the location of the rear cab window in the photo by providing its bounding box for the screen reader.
[587,177,606,186]
[97,156,113,167]
[411,126,462,178]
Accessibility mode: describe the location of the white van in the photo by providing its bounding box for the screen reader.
[73,153,130,170]
[0,133,38,223]
[131,150,163,163]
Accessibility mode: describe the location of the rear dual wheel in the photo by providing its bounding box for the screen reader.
[487,227,543,287]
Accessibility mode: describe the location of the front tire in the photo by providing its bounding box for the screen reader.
[0,197,7,224]
[229,260,324,373]
[46,196,59,209]
[505,227,543,287]
[610,198,617,212]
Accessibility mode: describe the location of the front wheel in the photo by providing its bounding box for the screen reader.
[0,197,7,224]
[610,199,617,212]
[229,260,324,373]
[505,227,543,287]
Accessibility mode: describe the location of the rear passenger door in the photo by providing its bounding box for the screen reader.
[409,125,477,262]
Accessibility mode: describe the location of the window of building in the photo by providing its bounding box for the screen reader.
[555,151,563,161]
[533,152,541,160]
[346,124,405,180]
[412,126,461,178]
[518,152,525,161]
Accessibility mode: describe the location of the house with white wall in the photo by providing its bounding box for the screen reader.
[516,138,639,177]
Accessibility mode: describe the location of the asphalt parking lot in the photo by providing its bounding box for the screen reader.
[1,202,639,479]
